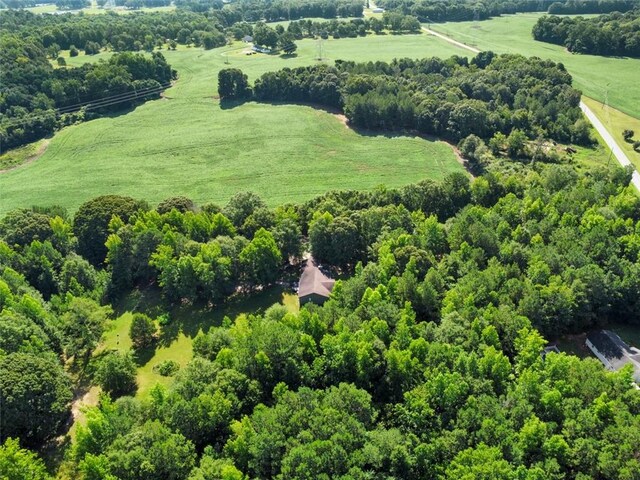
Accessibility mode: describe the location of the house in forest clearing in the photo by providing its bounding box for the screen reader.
[298,258,335,306]
[586,330,640,384]
[242,35,253,43]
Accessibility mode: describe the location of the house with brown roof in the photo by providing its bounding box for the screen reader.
[298,258,335,306]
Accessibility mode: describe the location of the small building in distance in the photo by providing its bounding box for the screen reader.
[242,35,253,43]
[298,258,335,306]
[586,330,640,383]
[372,7,384,13]
[252,45,272,54]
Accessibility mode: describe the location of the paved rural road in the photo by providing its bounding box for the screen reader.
[580,102,640,190]
[422,26,640,191]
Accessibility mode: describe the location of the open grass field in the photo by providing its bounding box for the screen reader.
[0,35,466,215]
[430,13,640,121]
[97,286,299,398]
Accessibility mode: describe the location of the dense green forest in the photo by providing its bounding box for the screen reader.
[1,157,640,478]
[220,53,593,163]
[533,9,640,58]
[373,0,638,23]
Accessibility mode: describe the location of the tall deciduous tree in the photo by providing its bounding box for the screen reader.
[239,228,282,287]
[0,353,72,447]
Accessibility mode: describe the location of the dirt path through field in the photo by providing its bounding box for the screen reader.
[0,139,50,174]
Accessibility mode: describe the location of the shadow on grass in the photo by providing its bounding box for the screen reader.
[132,345,157,366]
[219,99,449,143]
[114,284,296,348]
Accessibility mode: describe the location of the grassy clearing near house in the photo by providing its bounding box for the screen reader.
[0,35,466,215]
[98,286,299,398]
[429,13,640,121]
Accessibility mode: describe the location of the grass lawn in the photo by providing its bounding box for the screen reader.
[429,13,640,121]
[0,36,466,215]
[98,285,300,398]
[0,139,48,171]
[582,96,640,170]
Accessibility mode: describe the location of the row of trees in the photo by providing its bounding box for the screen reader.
[283,13,422,39]
[375,0,638,22]
[0,10,230,52]
[533,10,640,58]
[220,53,592,152]
[96,0,171,8]
[176,0,364,21]
[55,0,89,10]
[0,39,175,149]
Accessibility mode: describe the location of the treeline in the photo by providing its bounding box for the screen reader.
[282,13,422,39]
[220,53,593,158]
[176,0,364,20]
[533,9,640,58]
[548,0,638,14]
[0,10,229,52]
[228,14,421,51]
[55,0,89,10]
[97,0,171,8]
[0,38,175,149]
[375,0,638,22]
[0,0,52,7]
[2,160,640,479]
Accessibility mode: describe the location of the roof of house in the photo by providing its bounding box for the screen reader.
[298,258,335,299]
[587,330,640,381]
[242,35,253,42]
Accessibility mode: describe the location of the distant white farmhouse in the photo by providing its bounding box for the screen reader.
[372,7,384,13]
[586,330,640,383]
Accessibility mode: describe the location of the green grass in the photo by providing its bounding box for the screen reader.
[0,139,48,171]
[429,13,640,121]
[606,323,640,349]
[0,36,466,215]
[582,96,640,170]
[99,286,300,398]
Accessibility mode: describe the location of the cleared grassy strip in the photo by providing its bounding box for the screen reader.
[582,96,640,170]
[0,36,466,215]
[430,13,640,120]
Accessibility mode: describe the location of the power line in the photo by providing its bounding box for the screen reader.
[1,82,170,130]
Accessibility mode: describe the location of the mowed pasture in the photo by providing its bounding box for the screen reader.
[0,35,466,215]
[430,13,640,121]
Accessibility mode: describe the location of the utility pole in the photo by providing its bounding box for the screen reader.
[316,38,324,61]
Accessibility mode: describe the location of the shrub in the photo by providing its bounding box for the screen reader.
[152,359,180,376]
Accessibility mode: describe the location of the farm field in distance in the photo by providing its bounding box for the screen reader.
[430,13,640,122]
[0,35,466,215]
